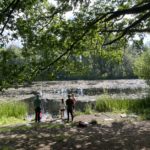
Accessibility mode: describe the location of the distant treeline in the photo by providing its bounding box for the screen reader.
[36,45,141,81]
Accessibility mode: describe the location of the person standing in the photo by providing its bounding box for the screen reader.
[34,93,41,122]
[60,98,65,119]
[71,93,76,110]
[66,94,74,122]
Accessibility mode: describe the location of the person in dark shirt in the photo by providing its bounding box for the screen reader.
[66,94,74,122]
[34,92,41,122]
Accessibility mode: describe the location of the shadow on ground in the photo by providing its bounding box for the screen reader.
[0,120,150,150]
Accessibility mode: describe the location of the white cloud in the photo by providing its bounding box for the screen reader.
[64,11,74,20]
[144,33,150,46]
[48,0,57,6]
[6,38,23,48]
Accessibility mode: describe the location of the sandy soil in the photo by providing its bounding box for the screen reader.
[0,113,150,150]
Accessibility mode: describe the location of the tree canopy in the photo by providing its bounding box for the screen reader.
[0,0,150,90]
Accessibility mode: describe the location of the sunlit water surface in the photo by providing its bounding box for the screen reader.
[0,80,149,121]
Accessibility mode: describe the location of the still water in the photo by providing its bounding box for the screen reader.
[23,97,95,116]
[0,79,148,101]
[18,79,149,118]
[0,80,149,118]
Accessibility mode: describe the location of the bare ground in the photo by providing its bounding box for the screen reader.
[0,113,150,150]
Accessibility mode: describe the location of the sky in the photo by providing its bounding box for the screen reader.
[143,34,150,46]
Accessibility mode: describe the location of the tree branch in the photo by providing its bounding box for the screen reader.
[105,2,150,22]
[100,28,150,33]
[1,0,16,15]
[103,11,150,45]
[0,0,20,36]
[38,5,67,32]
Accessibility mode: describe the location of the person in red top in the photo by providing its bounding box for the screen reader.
[66,94,74,122]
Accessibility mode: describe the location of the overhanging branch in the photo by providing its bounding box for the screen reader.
[0,0,20,36]
[100,28,150,33]
[30,15,106,78]
[105,2,150,22]
[103,11,150,45]
[1,0,16,15]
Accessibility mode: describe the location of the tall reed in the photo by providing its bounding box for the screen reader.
[96,95,150,115]
[84,104,94,114]
[0,101,28,119]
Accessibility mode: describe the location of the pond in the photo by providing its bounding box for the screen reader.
[0,79,149,119]
[0,79,149,101]
[23,97,95,117]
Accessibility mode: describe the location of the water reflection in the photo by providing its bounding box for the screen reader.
[49,88,84,97]
[23,97,95,116]
[0,80,148,101]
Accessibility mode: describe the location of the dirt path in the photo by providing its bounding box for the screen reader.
[0,113,150,150]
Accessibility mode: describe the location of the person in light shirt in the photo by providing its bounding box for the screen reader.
[71,93,76,111]
[60,98,65,119]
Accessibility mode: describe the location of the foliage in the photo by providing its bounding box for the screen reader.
[95,96,150,120]
[0,101,28,119]
[0,42,139,89]
[134,47,150,85]
[0,0,149,89]
[74,111,85,116]
[84,103,94,114]
[1,0,149,45]
[0,47,29,89]
[0,117,27,126]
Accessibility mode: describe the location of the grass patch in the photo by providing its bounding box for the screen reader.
[95,95,150,120]
[0,117,27,126]
[75,103,96,115]
[0,101,28,125]
[1,146,14,150]
[84,103,95,114]
[0,123,32,132]
[75,111,85,116]
[0,122,65,133]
